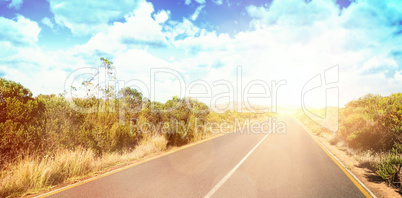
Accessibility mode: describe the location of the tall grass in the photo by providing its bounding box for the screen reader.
[0,112,265,197]
[355,150,384,170]
[0,135,168,198]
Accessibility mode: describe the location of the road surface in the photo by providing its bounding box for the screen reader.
[43,115,368,198]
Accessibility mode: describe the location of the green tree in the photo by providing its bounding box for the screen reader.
[0,78,44,164]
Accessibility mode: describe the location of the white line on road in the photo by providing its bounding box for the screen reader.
[204,131,271,198]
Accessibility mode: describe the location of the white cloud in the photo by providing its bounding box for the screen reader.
[2,0,402,108]
[153,10,170,24]
[246,0,339,28]
[174,30,230,52]
[9,0,22,9]
[360,57,398,73]
[190,5,205,21]
[114,49,177,101]
[169,0,402,106]
[185,0,205,5]
[165,18,200,41]
[41,17,54,29]
[212,0,223,5]
[1,0,23,9]
[0,16,81,95]
[74,0,168,57]
[0,44,76,96]
[47,0,142,36]
[394,70,402,81]
[0,15,40,46]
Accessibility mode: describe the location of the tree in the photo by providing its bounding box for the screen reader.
[81,57,117,101]
[0,78,44,164]
[0,78,34,123]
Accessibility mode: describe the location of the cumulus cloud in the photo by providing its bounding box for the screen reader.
[0,0,198,99]
[0,15,40,47]
[0,47,77,95]
[0,15,78,95]
[172,0,402,105]
[114,49,177,101]
[63,0,204,101]
[47,0,142,35]
[153,10,170,24]
[164,18,200,41]
[0,42,76,96]
[360,56,398,76]
[2,0,402,107]
[74,0,168,58]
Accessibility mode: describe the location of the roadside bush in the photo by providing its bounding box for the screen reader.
[376,144,402,188]
[0,78,45,165]
[340,94,402,152]
[295,93,402,188]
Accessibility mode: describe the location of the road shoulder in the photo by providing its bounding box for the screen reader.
[296,119,401,198]
[33,133,228,198]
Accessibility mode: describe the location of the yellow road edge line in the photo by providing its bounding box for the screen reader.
[36,132,229,198]
[295,119,376,198]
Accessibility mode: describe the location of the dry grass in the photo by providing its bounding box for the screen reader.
[0,147,97,197]
[329,137,384,170]
[314,131,383,171]
[354,150,385,170]
[0,115,248,198]
[0,135,168,198]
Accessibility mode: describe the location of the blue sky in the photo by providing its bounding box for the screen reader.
[0,0,401,107]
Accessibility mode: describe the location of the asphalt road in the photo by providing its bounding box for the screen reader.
[44,115,368,198]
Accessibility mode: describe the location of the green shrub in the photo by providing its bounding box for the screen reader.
[376,144,402,187]
[338,93,402,151]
